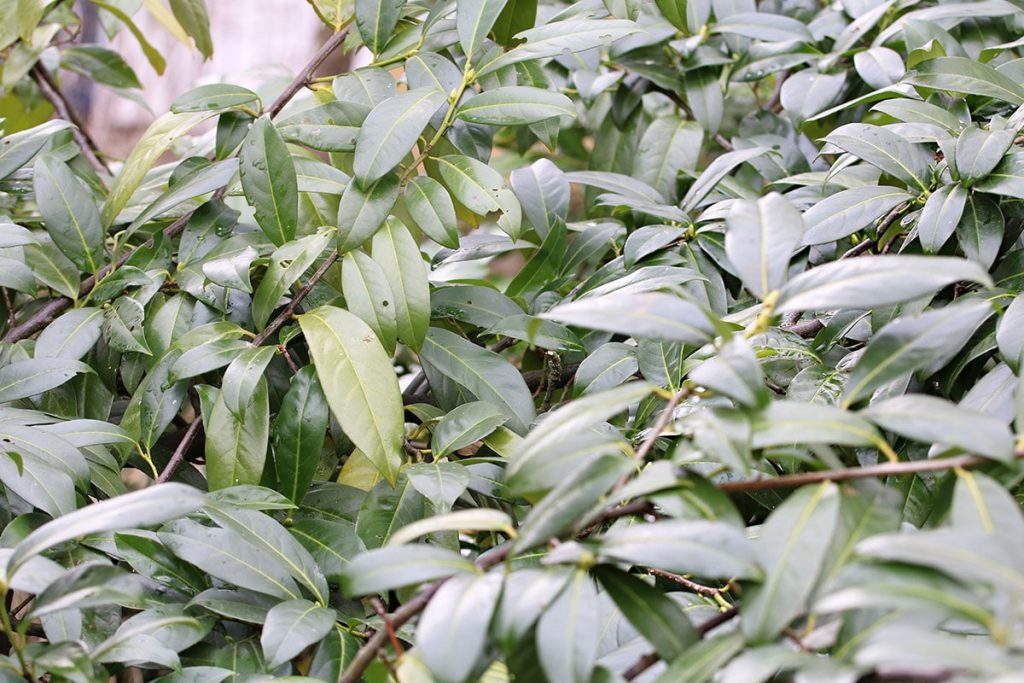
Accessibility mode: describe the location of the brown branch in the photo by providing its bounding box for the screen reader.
[251,249,340,346]
[718,452,1024,493]
[634,387,691,461]
[30,63,110,182]
[338,497,657,683]
[1,289,16,330]
[4,27,351,345]
[265,26,351,118]
[648,568,729,597]
[371,598,405,658]
[623,606,740,680]
[155,416,203,484]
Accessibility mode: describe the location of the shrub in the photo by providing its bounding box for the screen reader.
[1,0,1024,681]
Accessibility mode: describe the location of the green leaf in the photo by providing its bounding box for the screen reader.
[776,255,993,313]
[252,227,334,329]
[656,633,745,683]
[917,183,967,252]
[171,83,259,113]
[61,45,141,89]
[861,394,1014,461]
[711,12,813,42]
[598,519,760,579]
[842,300,993,406]
[405,176,459,248]
[431,401,509,458]
[536,569,599,683]
[491,0,536,46]
[420,327,536,434]
[353,87,446,185]
[541,292,715,344]
[221,346,275,416]
[956,193,1003,269]
[103,296,151,355]
[458,0,510,59]
[297,306,405,485]
[160,518,303,600]
[261,599,335,668]
[751,400,890,452]
[386,508,513,546]
[0,358,92,402]
[271,366,329,505]
[203,378,270,490]
[341,249,398,355]
[370,218,430,351]
[169,0,213,58]
[802,186,912,246]
[634,115,702,202]
[337,173,400,253]
[103,111,209,226]
[92,0,167,75]
[339,545,476,596]
[725,193,804,300]
[512,454,633,553]
[33,154,104,275]
[742,482,839,643]
[594,566,698,661]
[6,483,204,578]
[822,123,932,192]
[689,337,768,408]
[476,19,642,76]
[35,307,104,359]
[416,572,503,683]
[903,57,1024,104]
[506,382,651,491]
[457,86,575,125]
[954,126,1014,184]
[240,116,298,246]
[431,284,523,329]
[355,0,403,54]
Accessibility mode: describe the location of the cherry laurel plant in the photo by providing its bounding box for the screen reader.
[2,0,1024,681]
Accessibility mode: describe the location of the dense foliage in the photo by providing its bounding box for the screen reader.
[3,0,1024,680]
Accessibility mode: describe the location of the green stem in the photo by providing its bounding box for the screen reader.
[398,63,475,184]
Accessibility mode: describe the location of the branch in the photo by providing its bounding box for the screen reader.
[155,415,203,484]
[717,452,1024,493]
[251,250,340,346]
[30,63,110,181]
[634,387,691,461]
[623,607,739,680]
[266,26,351,118]
[339,498,655,682]
[4,27,352,345]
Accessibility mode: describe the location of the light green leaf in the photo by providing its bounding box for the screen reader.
[297,306,405,485]
[457,86,575,125]
[370,218,430,351]
[261,599,335,669]
[742,482,839,643]
[353,87,446,185]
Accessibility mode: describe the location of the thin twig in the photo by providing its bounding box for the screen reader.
[266,26,351,118]
[155,416,203,484]
[623,606,740,680]
[371,598,405,658]
[766,70,790,113]
[30,63,110,182]
[4,28,351,345]
[634,387,691,461]
[339,498,656,683]
[718,451,1024,493]
[251,250,340,346]
[1,289,16,330]
[648,568,729,597]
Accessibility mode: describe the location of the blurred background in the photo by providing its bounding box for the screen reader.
[63,1,363,157]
